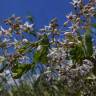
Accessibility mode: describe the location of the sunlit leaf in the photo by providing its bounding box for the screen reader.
[12,64,33,79]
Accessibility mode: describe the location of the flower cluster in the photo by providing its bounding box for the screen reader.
[0,0,96,95]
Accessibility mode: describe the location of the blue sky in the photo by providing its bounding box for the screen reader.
[0,0,72,27]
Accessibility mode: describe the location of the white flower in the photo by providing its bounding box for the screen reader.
[0,26,11,35]
[72,0,79,3]
[64,32,72,36]
[19,56,30,64]
[14,38,18,43]
[24,22,34,29]
[0,26,5,31]
[71,0,80,5]
[44,25,51,30]
[37,45,42,51]
[40,28,46,32]
[47,48,57,57]
[47,47,68,66]
[3,38,10,43]
[66,12,76,20]
[22,38,28,43]
[0,56,5,64]
[20,22,34,32]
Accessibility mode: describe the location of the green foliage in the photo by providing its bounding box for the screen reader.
[33,34,50,64]
[83,30,93,58]
[12,64,32,79]
[10,83,34,96]
[92,23,96,28]
[70,43,85,64]
[70,30,93,64]
[1,0,96,96]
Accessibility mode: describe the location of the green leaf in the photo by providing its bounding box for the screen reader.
[18,43,30,54]
[33,51,41,63]
[33,34,50,64]
[86,73,96,80]
[0,65,7,73]
[18,42,38,54]
[12,64,33,79]
[92,23,96,28]
[0,61,8,73]
[70,43,85,64]
[0,56,5,64]
[83,30,93,58]
[33,45,49,64]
